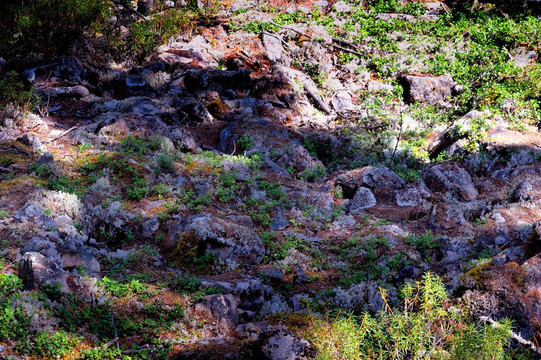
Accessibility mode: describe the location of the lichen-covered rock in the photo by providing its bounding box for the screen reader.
[423,163,478,201]
[259,325,313,360]
[167,214,264,266]
[362,166,405,190]
[396,186,420,207]
[349,186,376,213]
[14,204,57,230]
[60,238,101,273]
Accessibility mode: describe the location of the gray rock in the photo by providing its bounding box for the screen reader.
[168,214,264,265]
[349,187,376,213]
[396,186,420,207]
[260,326,312,360]
[22,237,62,264]
[400,74,454,105]
[170,127,199,153]
[423,163,478,201]
[195,294,240,332]
[330,90,355,112]
[14,204,57,230]
[18,134,46,153]
[19,252,70,292]
[199,277,272,312]
[271,211,289,231]
[266,268,284,283]
[362,167,405,190]
[60,239,101,273]
[141,217,160,237]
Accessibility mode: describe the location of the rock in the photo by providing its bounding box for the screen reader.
[262,33,284,63]
[294,264,308,284]
[14,204,57,230]
[195,294,240,332]
[349,187,376,213]
[259,326,312,360]
[167,214,265,265]
[330,90,355,112]
[18,134,46,153]
[367,80,394,92]
[19,252,70,292]
[43,85,90,99]
[125,76,146,88]
[271,211,289,231]
[362,167,404,190]
[266,268,284,283]
[22,238,62,264]
[396,186,420,207]
[60,239,101,273]
[276,142,322,174]
[423,163,478,201]
[426,110,487,157]
[200,277,271,313]
[141,217,160,237]
[400,74,454,105]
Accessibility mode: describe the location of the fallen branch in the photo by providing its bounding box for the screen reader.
[269,21,363,56]
[303,80,333,114]
[46,126,77,144]
[0,166,12,172]
[479,316,541,355]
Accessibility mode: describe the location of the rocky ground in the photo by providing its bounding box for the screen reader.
[1,0,541,359]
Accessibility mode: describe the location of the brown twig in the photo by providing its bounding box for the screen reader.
[46,126,77,143]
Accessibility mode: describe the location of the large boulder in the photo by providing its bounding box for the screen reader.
[167,214,265,266]
[400,74,454,105]
[423,163,478,201]
[19,252,70,292]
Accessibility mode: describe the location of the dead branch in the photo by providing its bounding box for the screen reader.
[479,316,541,355]
[46,126,77,144]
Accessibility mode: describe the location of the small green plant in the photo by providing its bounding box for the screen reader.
[31,331,80,359]
[301,165,327,182]
[0,71,40,117]
[0,210,8,219]
[405,230,441,262]
[237,134,253,153]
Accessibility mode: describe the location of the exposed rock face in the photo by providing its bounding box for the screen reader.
[423,163,478,201]
[400,74,454,105]
[168,214,265,266]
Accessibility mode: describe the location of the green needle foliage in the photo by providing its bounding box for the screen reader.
[310,272,517,360]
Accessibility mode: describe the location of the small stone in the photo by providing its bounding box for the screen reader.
[271,212,289,231]
[141,217,160,237]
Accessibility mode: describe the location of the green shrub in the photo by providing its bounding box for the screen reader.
[0,0,108,57]
[0,71,40,117]
[310,272,515,360]
[32,331,80,359]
